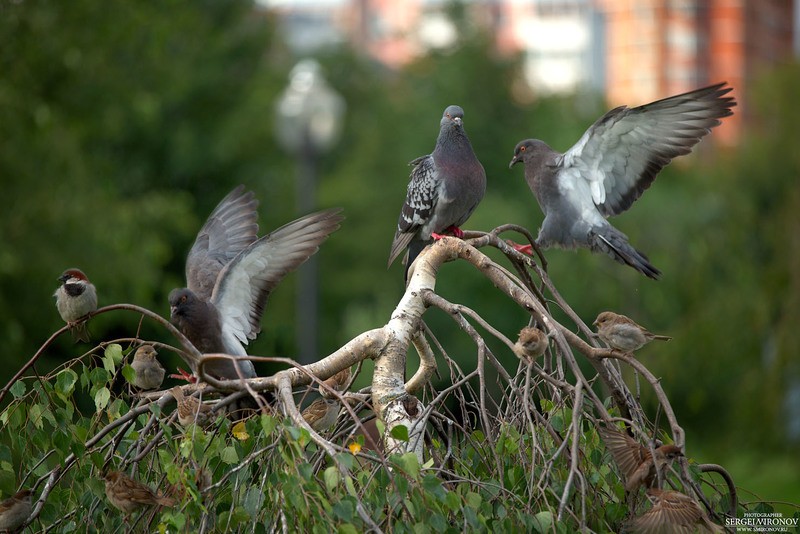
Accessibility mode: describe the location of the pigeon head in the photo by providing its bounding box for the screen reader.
[440,105,464,128]
[509,139,553,168]
[168,288,199,320]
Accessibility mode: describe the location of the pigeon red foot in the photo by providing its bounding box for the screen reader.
[431,226,465,240]
[169,368,198,383]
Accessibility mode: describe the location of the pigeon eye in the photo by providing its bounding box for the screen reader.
[446,113,451,119]
[520,146,526,152]
[180,295,187,304]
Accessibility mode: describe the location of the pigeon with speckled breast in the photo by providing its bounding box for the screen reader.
[388,105,486,279]
[509,82,735,279]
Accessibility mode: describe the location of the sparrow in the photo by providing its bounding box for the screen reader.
[168,185,343,380]
[171,387,215,428]
[130,345,165,390]
[598,426,683,492]
[102,471,175,517]
[509,83,735,279]
[0,489,33,532]
[513,326,548,360]
[593,311,671,353]
[388,105,486,280]
[301,398,340,433]
[627,488,723,533]
[53,268,98,342]
[321,366,351,398]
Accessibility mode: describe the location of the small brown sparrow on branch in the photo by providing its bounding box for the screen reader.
[627,488,723,533]
[321,366,352,397]
[171,387,215,428]
[130,345,165,390]
[0,489,33,532]
[593,311,671,353]
[598,426,683,492]
[102,471,175,517]
[302,398,340,432]
[513,326,548,360]
[54,268,97,343]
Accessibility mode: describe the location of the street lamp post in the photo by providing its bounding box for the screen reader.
[275,60,344,364]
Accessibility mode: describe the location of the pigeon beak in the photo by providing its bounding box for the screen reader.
[170,305,177,317]
[509,155,519,169]
[453,117,462,126]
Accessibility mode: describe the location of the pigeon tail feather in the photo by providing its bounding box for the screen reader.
[592,230,661,280]
[404,239,429,281]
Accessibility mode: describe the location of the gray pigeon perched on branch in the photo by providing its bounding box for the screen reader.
[509,82,735,279]
[388,105,487,279]
[169,185,343,380]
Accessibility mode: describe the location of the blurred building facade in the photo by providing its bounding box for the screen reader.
[264,0,798,143]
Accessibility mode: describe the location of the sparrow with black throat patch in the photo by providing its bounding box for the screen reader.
[54,268,98,343]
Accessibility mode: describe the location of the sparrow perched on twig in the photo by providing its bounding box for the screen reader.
[509,83,735,279]
[627,488,723,533]
[102,471,175,517]
[171,387,215,428]
[301,398,340,433]
[0,489,33,532]
[130,345,165,390]
[321,366,351,398]
[513,326,548,360]
[54,268,98,343]
[593,311,671,353]
[168,185,343,380]
[598,426,683,492]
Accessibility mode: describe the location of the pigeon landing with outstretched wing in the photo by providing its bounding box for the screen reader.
[170,186,343,379]
[510,82,735,279]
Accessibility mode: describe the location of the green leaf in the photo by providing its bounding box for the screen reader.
[55,369,78,399]
[551,414,564,433]
[392,452,420,479]
[220,446,239,465]
[344,475,357,497]
[324,466,339,492]
[338,524,359,534]
[466,491,482,510]
[243,487,264,518]
[390,425,409,441]
[94,387,111,413]
[375,419,385,436]
[260,414,277,437]
[332,499,354,522]
[103,344,123,374]
[532,511,554,533]
[445,491,461,512]
[29,404,44,430]
[121,364,136,385]
[9,380,26,399]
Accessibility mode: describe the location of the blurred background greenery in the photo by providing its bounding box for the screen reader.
[1,0,797,509]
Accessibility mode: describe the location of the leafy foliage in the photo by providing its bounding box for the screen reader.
[0,0,799,527]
